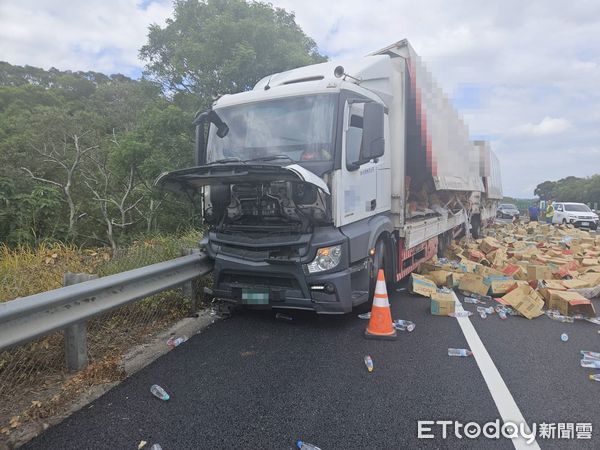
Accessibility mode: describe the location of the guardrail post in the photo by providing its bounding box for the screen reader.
[63,272,98,372]
[181,248,200,313]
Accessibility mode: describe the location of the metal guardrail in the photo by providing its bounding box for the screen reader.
[0,252,213,369]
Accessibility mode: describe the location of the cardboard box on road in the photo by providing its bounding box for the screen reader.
[458,273,490,296]
[490,279,517,296]
[430,290,456,316]
[426,270,453,287]
[549,291,596,317]
[502,285,545,319]
[527,265,553,281]
[409,273,438,298]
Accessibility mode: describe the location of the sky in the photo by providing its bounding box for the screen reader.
[1,0,599,198]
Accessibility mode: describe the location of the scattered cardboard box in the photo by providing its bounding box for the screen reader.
[549,291,596,317]
[458,273,490,296]
[430,290,456,316]
[502,285,545,319]
[409,273,438,298]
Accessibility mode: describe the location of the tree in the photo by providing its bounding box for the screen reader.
[534,181,556,200]
[140,0,327,106]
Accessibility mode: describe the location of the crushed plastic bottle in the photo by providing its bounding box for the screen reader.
[167,335,188,348]
[463,297,481,304]
[495,306,507,320]
[448,348,473,357]
[150,384,170,401]
[150,445,163,450]
[392,319,416,332]
[364,355,373,372]
[560,333,568,342]
[275,312,293,321]
[580,359,600,369]
[589,374,600,382]
[581,350,600,360]
[477,306,494,318]
[547,311,574,323]
[358,312,371,320]
[448,311,473,318]
[297,441,322,450]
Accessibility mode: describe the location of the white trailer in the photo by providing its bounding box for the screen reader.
[157,39,503,313]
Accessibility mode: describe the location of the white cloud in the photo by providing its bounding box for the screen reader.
[512,117,572,136]
[1,0,599,197]
[0,0,172,75]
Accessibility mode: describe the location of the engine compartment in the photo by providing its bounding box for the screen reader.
[204,181,329,233]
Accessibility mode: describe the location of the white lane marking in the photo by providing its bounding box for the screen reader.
[451,292,540,450]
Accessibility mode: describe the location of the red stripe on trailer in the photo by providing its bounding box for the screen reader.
[396,236,438,281]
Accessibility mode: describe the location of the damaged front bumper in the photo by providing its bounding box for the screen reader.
[204,228,365,314]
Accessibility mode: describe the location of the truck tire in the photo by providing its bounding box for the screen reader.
[368,237,387,301]
[471,214,481,239]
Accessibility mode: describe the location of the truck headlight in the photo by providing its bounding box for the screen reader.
[306,245,342,273]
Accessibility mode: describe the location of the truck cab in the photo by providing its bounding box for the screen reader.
[158,59,392,314]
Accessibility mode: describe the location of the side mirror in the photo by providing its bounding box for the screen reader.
[360,102,385,162]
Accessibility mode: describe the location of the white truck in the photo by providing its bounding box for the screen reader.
[157,39,503,314]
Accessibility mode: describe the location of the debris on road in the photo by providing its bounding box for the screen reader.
[561,333,569,342]
[448,348,473,357]
[448,311,473,318]
[150,385,170,401]
[275,312,293,321]
[297,440,322,450]
[357,312,371,320]
[580,351,600,368]
[392,319,416,332]
[167,335,188,348]
[364,355,374,372]
[589,374,600,382]
[408,222,600,323]
[150,444,163,450]
[138,440,147,449]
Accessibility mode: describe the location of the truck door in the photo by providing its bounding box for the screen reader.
[335,101,380,226]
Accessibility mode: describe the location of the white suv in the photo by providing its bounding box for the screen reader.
[552,202,599,230]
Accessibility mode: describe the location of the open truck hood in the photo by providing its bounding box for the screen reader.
[155,163,330,195]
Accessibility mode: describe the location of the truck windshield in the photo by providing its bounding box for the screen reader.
[206,94,336,163]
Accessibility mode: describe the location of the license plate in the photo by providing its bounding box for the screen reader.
[582,222,589,226]
[242,288,269,305]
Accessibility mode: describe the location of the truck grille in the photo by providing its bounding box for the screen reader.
[219,272,299,289]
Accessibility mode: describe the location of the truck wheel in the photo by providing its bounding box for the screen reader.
[368,237,387,301]
[471,214,481,239]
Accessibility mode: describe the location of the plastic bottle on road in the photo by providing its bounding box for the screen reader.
[364,355,374,372]
[392,319,416,332]
[150,445,163,450]
[495,307,507,320]
[463,297,480,304]
[448,348,473,357]
[581,350,600,360]
[150,384,170,401]
[167,335,188,348]
[580,359,600,369]
[297,441,322,450]
[448,311,473,318]
[589,374,600,382]
[560,333,568,342]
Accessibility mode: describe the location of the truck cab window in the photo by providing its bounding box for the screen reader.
[346,103,364,168]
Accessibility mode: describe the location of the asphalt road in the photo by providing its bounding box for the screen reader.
[25,288,600,450]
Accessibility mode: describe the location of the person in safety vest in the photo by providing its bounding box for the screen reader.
[546,200,555,224]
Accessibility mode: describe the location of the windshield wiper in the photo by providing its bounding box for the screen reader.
[206,157,246,165]
[245,155,295,163]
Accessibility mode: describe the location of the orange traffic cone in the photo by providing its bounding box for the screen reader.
[364,269,397,340]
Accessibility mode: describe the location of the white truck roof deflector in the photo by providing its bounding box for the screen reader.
[155,163,330,195]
